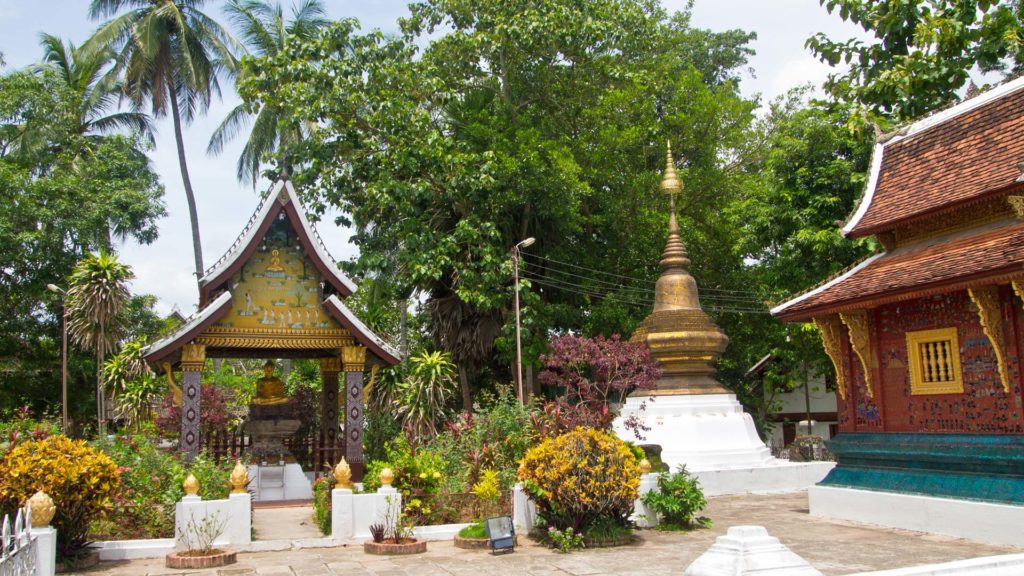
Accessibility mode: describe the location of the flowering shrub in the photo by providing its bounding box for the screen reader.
[548,526,585,552]
[471,469,501,519]
[0,435,119,560]
[518,427,640,533]
[537,335,660,439]
[155,384,230,439]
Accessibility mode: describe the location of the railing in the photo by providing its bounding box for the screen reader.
[204,425,346,477]
[0,506,36,576]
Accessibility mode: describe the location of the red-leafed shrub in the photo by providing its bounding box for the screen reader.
[155,384,229,439]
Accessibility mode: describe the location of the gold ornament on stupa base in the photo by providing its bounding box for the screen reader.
[230,461,249,494]
[630,142,730,396]
[334,457,353,489]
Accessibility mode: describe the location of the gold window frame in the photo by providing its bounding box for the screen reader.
[906,327,964,395]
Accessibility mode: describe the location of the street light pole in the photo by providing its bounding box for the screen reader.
[512,237,535,404]
[47,284,68,432]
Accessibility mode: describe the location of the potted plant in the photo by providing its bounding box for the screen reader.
[165,474,238,569]
[363,491,426,555]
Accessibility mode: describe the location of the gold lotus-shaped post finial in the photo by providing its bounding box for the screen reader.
[379,467,394,487]
[639,458,653,475]
[660,141,682,197]
[27,490,55,528]
[183,473,200,496]
[230,461,249,494]
[334,457,353,489]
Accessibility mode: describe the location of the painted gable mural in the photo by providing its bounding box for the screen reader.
[209,216,345,342]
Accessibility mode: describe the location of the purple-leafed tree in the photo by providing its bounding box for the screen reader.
[536,334,660,439]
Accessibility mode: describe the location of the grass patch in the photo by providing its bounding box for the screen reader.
[458,522,487,539]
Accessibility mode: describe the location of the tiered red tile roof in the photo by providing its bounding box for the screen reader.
[773,220,1024,321]
[845,80,1024,238]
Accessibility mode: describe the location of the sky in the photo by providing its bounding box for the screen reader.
[0,0,864,316]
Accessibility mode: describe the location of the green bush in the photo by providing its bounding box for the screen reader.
[641,466,711,530]
[89,436,232,540]
[363,435,444,524]
[312,476,332,535]
[457,521,487,539]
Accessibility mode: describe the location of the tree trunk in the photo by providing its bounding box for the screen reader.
[168,83,205,279]
[96,347,105,436]
[458,365,471,413]
[399,299,408,355]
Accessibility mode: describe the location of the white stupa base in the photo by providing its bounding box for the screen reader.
[614,393,833,495]
[247,463,313,501]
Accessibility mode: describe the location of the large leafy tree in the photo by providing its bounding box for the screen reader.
[87,0,240,278]
[241,0,758,406]
[66,251,134,434]
[0,67,165,423]
[807,0,1024,122]
[209,0,328,186]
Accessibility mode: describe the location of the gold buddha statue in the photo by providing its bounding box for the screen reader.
[252,360,289,405]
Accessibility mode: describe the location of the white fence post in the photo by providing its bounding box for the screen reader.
[633,473,660,528]
[331,489,354,541]
[227,492,252,546]
[512,483,536,534]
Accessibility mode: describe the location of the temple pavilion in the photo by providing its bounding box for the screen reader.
[144,179,400,485]
[772,77,1024,545]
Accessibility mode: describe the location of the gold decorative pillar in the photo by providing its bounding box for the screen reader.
[342,345,367,480]
[319,356,342,470]
[839,311,874,398]
[968,285,1010,393]
[179,343,206,461]
[813,315,847,401]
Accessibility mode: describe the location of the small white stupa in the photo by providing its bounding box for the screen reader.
[613,143,833,495]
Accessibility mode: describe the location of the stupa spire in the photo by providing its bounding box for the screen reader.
[628,141,730,396]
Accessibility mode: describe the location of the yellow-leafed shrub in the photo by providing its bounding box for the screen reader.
[518,427,639,531]
[0,435,120,560]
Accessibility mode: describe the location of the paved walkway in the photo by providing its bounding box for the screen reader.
[252,507,321,541]
[84,492,1020,576]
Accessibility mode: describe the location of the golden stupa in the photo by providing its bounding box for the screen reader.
[630,142,730,396]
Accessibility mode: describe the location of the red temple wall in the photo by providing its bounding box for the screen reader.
[836,287,1024,434]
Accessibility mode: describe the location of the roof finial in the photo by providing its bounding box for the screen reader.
[660,141,682,196]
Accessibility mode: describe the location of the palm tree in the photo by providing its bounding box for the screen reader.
[67,251,133,434]
[86,0,241,279]
[34,33,154,142]
[209,0,327,187]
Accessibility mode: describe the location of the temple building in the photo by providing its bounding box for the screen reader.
[614,144,833,495]
[144,180,400,498]
[771,77,1024,546]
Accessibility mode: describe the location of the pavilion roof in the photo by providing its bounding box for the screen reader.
[198,180,356,305]
[772,219,1024,321]
[843,76,1024,238]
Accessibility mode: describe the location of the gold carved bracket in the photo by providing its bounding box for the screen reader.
[1008,195,1024,219]
[180,343,206,372]
[1012,280,1024,303]
[320,356,342,374]
[814,316,847,401]
[968,285,1010,393]
[840,311,874,398]
[342,345,367,372]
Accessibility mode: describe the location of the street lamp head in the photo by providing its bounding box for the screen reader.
[46,284,64,294]
[517,237,536,249]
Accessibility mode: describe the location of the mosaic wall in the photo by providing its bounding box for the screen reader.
[863,288,1024,434]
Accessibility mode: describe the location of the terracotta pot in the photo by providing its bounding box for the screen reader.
[165,548,238,569]
[363,538,427,555]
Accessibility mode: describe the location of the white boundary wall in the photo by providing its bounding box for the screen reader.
[810,485,1024,547]
[174,492,252,551]
[330,486,402,543]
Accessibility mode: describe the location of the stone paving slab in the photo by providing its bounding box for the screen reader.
[78,491,1021,576]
